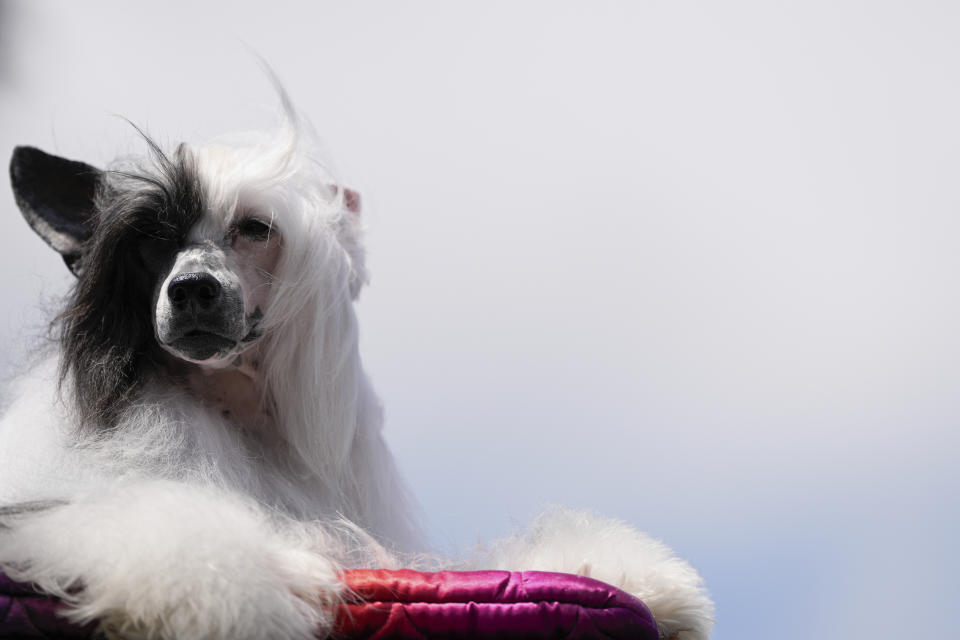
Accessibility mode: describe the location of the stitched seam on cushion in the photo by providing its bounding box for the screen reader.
[377,601,649,614]
[364,596,646,612]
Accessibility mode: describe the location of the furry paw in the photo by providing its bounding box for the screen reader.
[0,482,345,640]
[475,507,715,640]
[86,545,340,640]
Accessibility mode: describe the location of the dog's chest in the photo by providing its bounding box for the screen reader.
[185,363,275,437]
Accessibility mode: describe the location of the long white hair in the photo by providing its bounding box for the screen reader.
[186,90,417,546]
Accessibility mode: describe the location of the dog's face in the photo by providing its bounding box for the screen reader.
[9,144,284,369]
[151,208,280,365]
[9,137,365,426]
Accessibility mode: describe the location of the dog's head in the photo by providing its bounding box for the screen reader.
[9,129,365,426]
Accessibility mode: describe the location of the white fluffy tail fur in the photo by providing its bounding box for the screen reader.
[472,508,715,640]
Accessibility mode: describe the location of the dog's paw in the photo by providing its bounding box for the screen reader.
[476,507,715,640]
[89,547,341,640]
[0,482,346,640]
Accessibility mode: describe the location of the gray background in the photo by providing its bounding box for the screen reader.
[1,2,957,638]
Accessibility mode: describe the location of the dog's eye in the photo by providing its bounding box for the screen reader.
[235,218,272,241]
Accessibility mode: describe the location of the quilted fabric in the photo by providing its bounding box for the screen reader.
[0,570,658,639]
[339,569,659,639]
[0,574,95,639]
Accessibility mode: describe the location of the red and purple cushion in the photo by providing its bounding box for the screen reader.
[0,569,658,639]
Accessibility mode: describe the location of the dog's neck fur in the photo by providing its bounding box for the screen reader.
[161,348,279,441]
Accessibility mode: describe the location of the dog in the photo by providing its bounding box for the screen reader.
[0,89,714,639]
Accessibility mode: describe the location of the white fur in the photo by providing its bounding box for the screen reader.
[0,95,713,639]
[1,482,342,640]
[472,508,715,640]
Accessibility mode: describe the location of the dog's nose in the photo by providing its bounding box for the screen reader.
[168,272,222,310]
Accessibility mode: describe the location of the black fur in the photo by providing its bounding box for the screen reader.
[57,139,204,429]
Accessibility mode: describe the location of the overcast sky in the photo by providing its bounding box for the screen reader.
[1,2,958,638]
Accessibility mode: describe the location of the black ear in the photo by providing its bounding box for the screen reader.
[9,146,101,275]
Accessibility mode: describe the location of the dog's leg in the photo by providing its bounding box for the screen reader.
[471,508,715,640]
[0,481,345,640]
[0,499,68,526]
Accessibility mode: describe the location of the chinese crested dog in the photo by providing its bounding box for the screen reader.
[0,92,713,639]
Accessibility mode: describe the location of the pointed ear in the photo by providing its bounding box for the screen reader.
[331,184,366,298]
[9,146,101,275]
